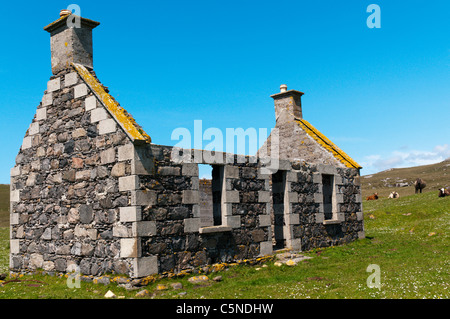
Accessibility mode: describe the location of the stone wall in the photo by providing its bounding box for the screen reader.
[10,68,136,276]
[10,68,364,279]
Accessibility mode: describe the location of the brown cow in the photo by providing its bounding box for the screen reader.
[414,178,426,194]
[366,193,378,200]
[438,187,450,197]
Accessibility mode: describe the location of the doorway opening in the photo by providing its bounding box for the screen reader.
[271,170,286,250]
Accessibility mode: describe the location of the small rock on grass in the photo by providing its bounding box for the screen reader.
[104,290,116,299]
[171,282,183,289]
[188,275,209,284]
[135,289,150,297]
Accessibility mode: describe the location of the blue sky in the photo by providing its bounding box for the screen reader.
[0,0,449,183]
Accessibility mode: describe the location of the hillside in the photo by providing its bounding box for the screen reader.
[0,185,8,227]
[360,159,450,199]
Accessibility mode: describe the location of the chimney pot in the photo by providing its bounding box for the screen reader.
[280,84,287,92]
[60,9,71,17]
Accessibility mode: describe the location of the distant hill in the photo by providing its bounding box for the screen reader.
[0,184,9,227]
[361,159,450,199]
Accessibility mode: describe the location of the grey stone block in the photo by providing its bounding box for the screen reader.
[287,238,302,251]
[258,191,271,203]
[84,95,97,111]
[312,172,322,184]
[100,148,116,164]
[182,190,199,204]
[120,238,140,258]
[10,213,19,225]
[10,166,21,177]
[192,205,200,218]
[10,239,20,254]
[157,166,180,175]
[113,225,131,238]
[120,206,142,222]
[256,168,270,180]
[225,215,241,228]
[132,256,158,278]
[36,107,47,121]
[258,214,271,227]
[98,118,117,135]
[315,213,324,223]
[191,177,199,190]
[286,213,299,225]
[224,190,239,203]
[47,78,61,92]
[119,175,139,192]
[358,231,365,239]
[133,221,157,237]
[317,164,337,175]
[21,136,32,150]
[74,83,88,99]
[10,190,20,202]
[356,211,364,221]
[288,192,298,203]
[224,166,239,179]
[42,93,53,106]
[29,122,39,136]
[90,107,108,123]
[259,241,273,256]
[65,72,78,87]
[182,163,199,176]
[118,144,134,161]
[184,218,200,233]
[278,159,291,171]
[313,193,323,203]
[287,171,298,182]
[131,190,157,206]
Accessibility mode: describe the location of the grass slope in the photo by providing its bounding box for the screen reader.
[0,191,448,299]
[0,185,9,228]
[361,159,450,199]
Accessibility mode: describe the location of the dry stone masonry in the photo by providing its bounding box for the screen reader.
[9,11,364,278]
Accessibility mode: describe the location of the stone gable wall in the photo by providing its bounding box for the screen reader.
[10,68,136,276]
[10,69,364,278]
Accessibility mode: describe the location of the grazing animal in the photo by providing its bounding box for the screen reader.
[366,193,378,200]
[414,178,426,194]
[388,191,400,199]
[438,187,450,197]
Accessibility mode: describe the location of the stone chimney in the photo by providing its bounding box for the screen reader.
[44,10,100,74]
[270,85,304,122]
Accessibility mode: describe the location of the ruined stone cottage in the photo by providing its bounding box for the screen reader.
[9,12,364,278]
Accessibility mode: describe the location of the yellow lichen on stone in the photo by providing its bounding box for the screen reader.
[296,119,361,169]
[71,63,151,144]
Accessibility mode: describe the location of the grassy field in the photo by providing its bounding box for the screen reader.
[0,190,448,299]
[361,159,450,199]
[0,185,9,228]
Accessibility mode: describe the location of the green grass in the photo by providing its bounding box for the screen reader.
[0,185,9,227]
[361,159,450,199]
[0,191,448,299]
